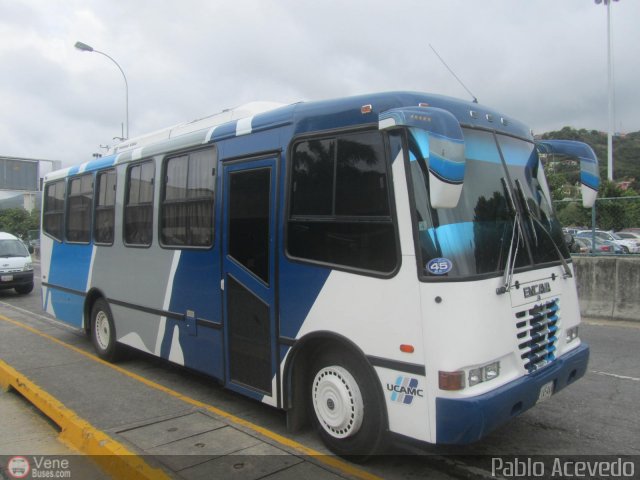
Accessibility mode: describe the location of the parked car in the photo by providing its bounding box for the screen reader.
[0,232,34,294]
[615,231,640,251]
[576,230,639,254]
[573,236,625,254]
[572,237,591,254]
[601,239,627,254]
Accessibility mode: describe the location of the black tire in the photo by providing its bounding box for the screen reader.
[15,283,33,295]
[90,298,121,362]
[309,347,387,460]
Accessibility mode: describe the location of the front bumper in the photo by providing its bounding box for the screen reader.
[0,270,34,289]
[435,343,589,444]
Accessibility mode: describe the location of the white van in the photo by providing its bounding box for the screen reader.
[0,232,34,294]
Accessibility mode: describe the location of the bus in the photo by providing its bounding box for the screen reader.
[41,91,599,457]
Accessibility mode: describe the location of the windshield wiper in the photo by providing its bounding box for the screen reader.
[529,214,573,279]
[496,177,523,295]
[513,180,572,279]
[515,179,538,247]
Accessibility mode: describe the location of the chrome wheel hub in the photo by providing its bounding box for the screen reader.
[95,311,110,350]
[312,365,364,439]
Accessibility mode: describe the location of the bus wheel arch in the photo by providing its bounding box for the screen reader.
[284,332,388,459]
[84,289,106,334]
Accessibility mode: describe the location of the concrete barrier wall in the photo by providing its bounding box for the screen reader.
[573,256,640,322]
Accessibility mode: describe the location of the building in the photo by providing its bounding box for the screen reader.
[0,156,62,212]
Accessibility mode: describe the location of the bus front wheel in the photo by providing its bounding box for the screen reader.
[90,298,121,362]
[309,348,386,459]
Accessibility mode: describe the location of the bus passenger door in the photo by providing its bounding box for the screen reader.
[221,156,278,401]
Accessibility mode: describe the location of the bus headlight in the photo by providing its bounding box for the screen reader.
[566,326,579,343]
[23,262,33,271]
[468,361,501,387]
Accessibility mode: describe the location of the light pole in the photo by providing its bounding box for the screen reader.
[594,0,618,182]
[74,41,129,140]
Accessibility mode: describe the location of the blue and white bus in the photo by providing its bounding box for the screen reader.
[41,92,599,457]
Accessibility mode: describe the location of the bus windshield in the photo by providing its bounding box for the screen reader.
[409,127,569,280]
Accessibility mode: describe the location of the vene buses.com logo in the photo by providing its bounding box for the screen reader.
[387,376,424,405]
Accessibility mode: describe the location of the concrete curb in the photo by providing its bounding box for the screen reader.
[0,359,171,480]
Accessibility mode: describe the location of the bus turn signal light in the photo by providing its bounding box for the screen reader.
[400,344,414,353]
[439,371,465,391]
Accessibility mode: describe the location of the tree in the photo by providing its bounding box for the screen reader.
[0,208,40,240]
[555,201,591,228]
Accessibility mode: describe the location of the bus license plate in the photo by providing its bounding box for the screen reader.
[537,381,554,403]
[1,275,13,282]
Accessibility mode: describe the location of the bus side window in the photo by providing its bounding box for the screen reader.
[94,169,117,245]
[124,161,155,247]
[160,147,216,248]
[288,131,397,274]
[66,173,93,243]
[43,180,66,241]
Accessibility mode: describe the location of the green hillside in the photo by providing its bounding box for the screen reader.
[539,127,640,230]
[540,127,640,190]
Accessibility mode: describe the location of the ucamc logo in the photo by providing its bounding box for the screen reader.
[387,376,424,405]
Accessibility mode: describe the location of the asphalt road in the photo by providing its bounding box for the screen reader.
[1,264,638,479]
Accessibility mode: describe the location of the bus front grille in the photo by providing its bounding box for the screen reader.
[515,299,559,373]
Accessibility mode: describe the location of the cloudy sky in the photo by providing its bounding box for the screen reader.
[1,0,638,167]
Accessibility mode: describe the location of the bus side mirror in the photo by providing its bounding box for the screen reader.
[380,106,466,209]
[536,140,600,208]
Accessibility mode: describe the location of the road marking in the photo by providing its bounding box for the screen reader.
[591,370,640,382]
[0,313,382,480]
[0,301,81,334]
[0,359,170,480]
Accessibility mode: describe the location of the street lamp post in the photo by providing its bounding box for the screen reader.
[594,0,619,182]
[74,41,129,140]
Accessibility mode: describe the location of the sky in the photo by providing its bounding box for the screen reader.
[1,0,639,167]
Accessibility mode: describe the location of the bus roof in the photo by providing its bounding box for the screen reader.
[45,91,532,182]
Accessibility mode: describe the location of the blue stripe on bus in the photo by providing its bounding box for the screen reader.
[428,152,465,184]
[48,242,93,327]
[65,157,117,177]
[211,122,238,142]
[277,261,331,340]
[161,249,224,379]
[581,171,600,191]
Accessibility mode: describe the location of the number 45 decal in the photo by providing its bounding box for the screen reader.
[426,258,453,275]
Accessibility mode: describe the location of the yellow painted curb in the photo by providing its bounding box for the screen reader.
[0,359,170,480]
[0,313,383,480]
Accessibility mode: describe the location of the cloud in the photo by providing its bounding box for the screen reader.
[0,0,638,164]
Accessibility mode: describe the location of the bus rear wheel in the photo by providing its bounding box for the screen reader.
[90,298,121,362]
[309,348,386,460]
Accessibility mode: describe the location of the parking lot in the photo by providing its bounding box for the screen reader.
[1,264,639,479]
